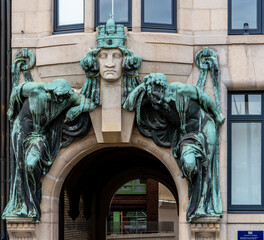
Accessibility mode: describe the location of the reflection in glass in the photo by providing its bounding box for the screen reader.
[134,185,146,192]
[232,94,261,115]
[231,0,257,29]
[100,0,129,22]
[119,185,132,191]
[59,0,84,25]
[231,122,261,205]
[134,179,140,184]
[144,0,172,24]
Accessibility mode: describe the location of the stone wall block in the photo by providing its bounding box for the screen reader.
[211,9,227,31]
[192,10,211,31]
[36,43,94,66]
[132,0,141,32]
[228,45,256,89]
[24,12,38,33]
[128,32,193,47]
[178,8,192,31]
[219,66,232,89]
[85,0,95,32]
[38,0,52,11]
[132,43,193,64]
[13,0,38,13]
[179,223,191,240]
[121,109,135,142]
[178,0,192,9]
[193,0,227,9]
[37,11,52,33]
[194,35,228,45]
[140,61,192,76]
[12,13,25,34]
[220,189,227,212]
[38,63,84,78]
[251,45,264,88]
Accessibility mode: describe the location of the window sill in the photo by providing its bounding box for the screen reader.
[227,34,264,44]
[228,213,264,223]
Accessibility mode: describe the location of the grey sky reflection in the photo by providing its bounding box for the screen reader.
[100,0,128,22]
[144,0,172,24]
[232,0,257,29]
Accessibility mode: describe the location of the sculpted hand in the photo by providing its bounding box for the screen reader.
[216,113,225,125]
[65,106,82,123]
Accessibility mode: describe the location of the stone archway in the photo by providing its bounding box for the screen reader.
[60,147,179,239]
[37,131,190,240]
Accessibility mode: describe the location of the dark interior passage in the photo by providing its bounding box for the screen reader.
[59,147,178,240]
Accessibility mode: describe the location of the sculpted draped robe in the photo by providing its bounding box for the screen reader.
[3,83,91,221]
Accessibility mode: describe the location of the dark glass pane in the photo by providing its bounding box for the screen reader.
[231,0,258,29]
[114,0,128,22]
[134,185,146,192]
[58,0,83,25]
[119,185,132,191]
[231,122,261,205]
[100,0,128,22]
[231,94,261,115]
[144,0,172,24]
[133,179,140,184]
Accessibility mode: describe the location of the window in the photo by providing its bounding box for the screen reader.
[54,0,84,33]
[107,211,147,234]
[117,179,147,194]
[228,0,263,34]
[95,0,132,29]
[141,0,177,32]
[228,92,264,212]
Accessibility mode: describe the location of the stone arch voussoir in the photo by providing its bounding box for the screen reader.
[40,131,189,240]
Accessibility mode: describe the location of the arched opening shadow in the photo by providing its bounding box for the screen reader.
[59,147,179,240]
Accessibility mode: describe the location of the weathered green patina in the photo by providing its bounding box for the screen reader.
[80,16,142,105]
[124,48,225,222]
[3,17,224,225]
[2,49,95,221]
[97,14,127,49]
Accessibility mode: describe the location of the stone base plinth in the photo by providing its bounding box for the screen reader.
[6,217,36,240]
[191,217,220,240]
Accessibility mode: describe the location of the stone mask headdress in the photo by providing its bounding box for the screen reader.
[80,15,142,106]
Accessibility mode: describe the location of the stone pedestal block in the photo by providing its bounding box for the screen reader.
[191,217,220,240]
[90,74,136,144]
[6,217,36,240]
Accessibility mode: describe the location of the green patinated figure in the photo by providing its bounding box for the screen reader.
[3,51,95,221]
[3,17,224,225]
[124,48,225,222]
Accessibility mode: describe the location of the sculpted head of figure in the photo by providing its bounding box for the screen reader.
[144,73,170,111]
[45,78,74,103]
[97,48,123,81]
[81,48,141,79]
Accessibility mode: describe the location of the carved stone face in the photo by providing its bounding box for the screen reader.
[98,48,123,81]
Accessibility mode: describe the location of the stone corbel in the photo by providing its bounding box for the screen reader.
[90,77,136,143]
[6,217,36,240]
[191,217,220,240]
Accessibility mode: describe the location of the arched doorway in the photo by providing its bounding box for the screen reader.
[107,179,178,236]
[59,147,179,240]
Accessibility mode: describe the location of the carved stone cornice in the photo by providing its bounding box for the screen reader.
[191,217,220,240]
[6,217,36,240]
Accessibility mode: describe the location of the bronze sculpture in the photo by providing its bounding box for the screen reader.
[124,48,225,222]
[2,51,95,221]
